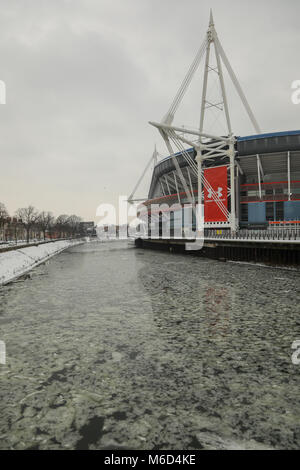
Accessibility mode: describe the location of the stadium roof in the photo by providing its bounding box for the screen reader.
[148,131,300,198]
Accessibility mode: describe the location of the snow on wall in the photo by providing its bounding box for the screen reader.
[0,240,83,286]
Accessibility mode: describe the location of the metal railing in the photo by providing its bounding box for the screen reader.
[205,228,300,242]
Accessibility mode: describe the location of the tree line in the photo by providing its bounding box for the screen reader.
[0,202,83,243]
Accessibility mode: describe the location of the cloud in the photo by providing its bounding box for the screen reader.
[0,0,299,219]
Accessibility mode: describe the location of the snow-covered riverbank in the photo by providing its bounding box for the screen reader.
[0,239,83,286]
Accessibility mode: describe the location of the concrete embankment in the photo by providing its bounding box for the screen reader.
[0,239,84,286]
[135,237,300,267]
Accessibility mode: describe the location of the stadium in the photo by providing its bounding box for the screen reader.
[132,13,300,236]
[142,130,300,231]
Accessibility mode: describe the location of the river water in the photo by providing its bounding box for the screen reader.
[0,240,299,450]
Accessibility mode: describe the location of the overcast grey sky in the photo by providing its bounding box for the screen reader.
[1,0,300,221]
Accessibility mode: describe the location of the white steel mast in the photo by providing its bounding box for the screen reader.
[150,10,261,232]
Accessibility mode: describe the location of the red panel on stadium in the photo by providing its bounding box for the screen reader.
[204,165,228,222]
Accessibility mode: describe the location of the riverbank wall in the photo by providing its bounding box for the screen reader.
[0,239,84,286]
[135,237,300,267]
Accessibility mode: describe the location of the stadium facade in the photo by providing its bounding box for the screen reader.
[143,130,300,231]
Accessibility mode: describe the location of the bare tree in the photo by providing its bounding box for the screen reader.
[0,202,9,241]
[15,206,39,243]
[67,215,82,237]
[37,211,54,240]
[55,214,69,238]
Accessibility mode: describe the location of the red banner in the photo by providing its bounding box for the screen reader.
[204,165,228,222]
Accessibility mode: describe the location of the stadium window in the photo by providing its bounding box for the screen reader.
[275,188,283,196]
[241,204,248,222]
[265,188,273,202]
[266,202,274,221]
[275,202,284,221]
[158,211,163,237]
[168,211,174,237]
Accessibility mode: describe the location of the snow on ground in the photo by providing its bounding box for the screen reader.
[0,240,83,286]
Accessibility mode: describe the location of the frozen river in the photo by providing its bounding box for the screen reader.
[0,240,299,449]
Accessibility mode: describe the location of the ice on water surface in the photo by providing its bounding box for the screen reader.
[0,241,299,449]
